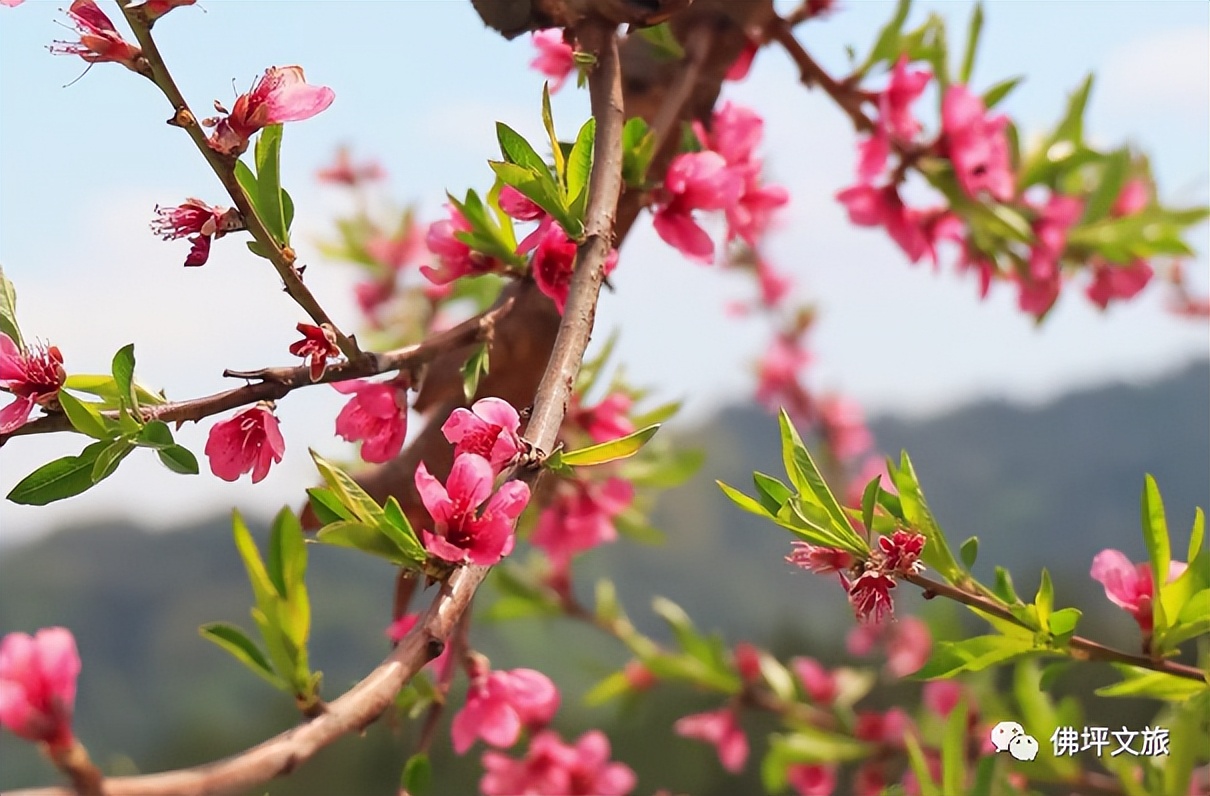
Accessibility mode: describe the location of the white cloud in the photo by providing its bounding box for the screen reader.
[1100,27,1210,117]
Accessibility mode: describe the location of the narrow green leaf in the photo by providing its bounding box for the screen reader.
[135,420,175,449]
[63,374,165,407]
[583,670,633,707]
[718,480,773,519]
[380,496,427,564]
[904,733,942,796]
[282,188,295,232]
[0,263,23,349]
[635,22,684,59]
[234,159,259,202]
[891,452,963,581]
[778,410,867,552]
[496,122,551,177]
[157,444,199,475]
[960,536,979,569]
[1081,148,1132,224]
[994,565,1021,603]
[1034,568,1054,632]
[306,487,354,525]
[941,696,969,796]
[488,160,577,237]
[565,118,596,207]
[401,753,432,796]
[753,471,793,515]
[7,441,108,505]
[541,84,565,187]
[1095,664,1209,701]
[57,391,115,440]
[913,634,1038,679]
[621,117,656,187]
[255,124,288,245]
[310,450,389,528]
[860,475,882,534]
[199,622,286,690]
[1141,475,1172,635]
[316,520,421,566]
[90,437,134,482]
[559,424,660,467]
[958,2,983,84]
[461,343,490,402]
[1048,607,1081,646]
[982,75,1023,108]
[232,510,277,611]
[858,0,911,76]
[111,344,138,416]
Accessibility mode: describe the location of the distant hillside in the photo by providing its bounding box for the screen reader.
[0,361,1206,795]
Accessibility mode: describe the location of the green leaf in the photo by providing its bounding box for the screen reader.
[317,520,421,566]
[717,480,773,519]
[904,733,942,796]
[860,475,882,535]
[90,437,134,482]
[199,622,286,690]
[496,122,551,177]
[7,440,108,505]
[1141,475,1173,636]
[982,75,1023,108]
[232,511,277,610]
[994,565,1021,604]
[890,452,963,581]
[541,84,565,188]
[635,22,684,59]
[778,410,868,553]
[157,444,199,475]
[267,508,302,600]
[914,634,1038,679]
[1081,148,1131,224]
[234,159,259,201]
[583,670,634,707]
[488,161,580,239]
[401,753,432,796]
[856,0,911,78]
[621,117,656,187]
[942,696,968,796]
[0,263,23,349]
[1048,607,1081,642]
[1014,660,1079,778]
[762,730,871,792]
[753,471,793,515]
[958,2,983,84]
[57,390,115,440]
[255,124,288,245]
[565,118,595,209]
[306,487,354,525]
[310,451,389,528]
[558,424,660,467]
[379,496,427,564]
[135,420,175,449]
[1034,568,1054,632]
[63,374,165,407]
[461,342,490,402]
[111,344,139,417]
[1095,664,1209,701]
[960,536,979,569]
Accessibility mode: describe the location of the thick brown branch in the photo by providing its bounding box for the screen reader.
[907,573,1207,682]
[117,2,359,360]
[0,303,510,446]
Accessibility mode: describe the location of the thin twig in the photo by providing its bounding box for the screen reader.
[117,2,360,360]
[0,302,511,446]
[908,573,1207,682]
[768,16,874,133]
[7,17,628,796]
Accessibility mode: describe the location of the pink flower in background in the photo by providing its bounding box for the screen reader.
[1017,193,1082,317]
[441,397,524,472]
[365,222,425,273]
[415,453,529,565]
[884,617,932,677]
[530,29,575,93]
[848,571,897,624]
[206,66,334,156]
[385,614,452,679]
[0,334,65,434]
[49,0,143,72]
[756,333,811,412]
[150,198,238,267]
[1086,260,1154,309]
[0,627,80,750]
[817,395,873,460]
[733,642,763,683]
[788,764,837,796]
[854,707,913,744]
[941,84,1014,202]
[1090,549,1187,633]
[703,102,764,168]
[481,730,636,796]
[500,186,554,254]
[204,404,285,483]
[1112,178,1149,217]
[922,680,966,717]
[570,392,634,443]
[845,455,894,508]
[787,543,854,575]
[756,258,793,308]
[126,0,195,20]
[422,205,501,284]
[1,0,26,6]
[532,477,634,566]
[531,224,619,313]
[878,56,932,142]
[452,666,559,753]
[726,175,790,246]
[333,379,408,464]
[316,146,385,186]
[854,763,888,796]
[856,132,891,184]
[653,151,744,264]
[837,184,946,264]
[725,38,759,81]
[288,323,340,382]
[675,707,748,773]
[791,657,837,705]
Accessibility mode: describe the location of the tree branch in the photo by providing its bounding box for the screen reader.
[767,16,874,133]
[7,16,628,796]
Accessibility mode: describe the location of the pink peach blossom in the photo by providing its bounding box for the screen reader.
[0,334,66,434]
[530,224,618,313]
[316,147,385,186]
[0,627,79,750]
[791,657,837,705]
[817,395,873,461]
[788,763,837,796]
[288,323,340,382]
[878,530,926,577]
[532,477,634,566]
[150,198,239,267]
[725,39,759,82]
[204,404,285,483]
[530,30,575,93]
[1090,549,1187,633]
[653,151,744,264]
[206,66,335,156]
[415,453,529,565]
[941,84,1014,202]
[1112,178,1149,217]
[422,204,501,285]
[570,392,634,444]
[848,571,898,624]
[922,680,965,717]
[126,0,194,20]
[675,707,748,773]
[878,56,932,143]
[441,397,525,472]
[452,666,559,753]
[787,543,855,574]
[333,379,408,464]
[49,0,142,72]
[481,730,636,796]
[1086,260,1154,309]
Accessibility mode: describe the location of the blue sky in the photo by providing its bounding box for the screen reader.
[0,1,1207,540]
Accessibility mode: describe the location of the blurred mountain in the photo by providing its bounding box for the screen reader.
[0,360,1206,795]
